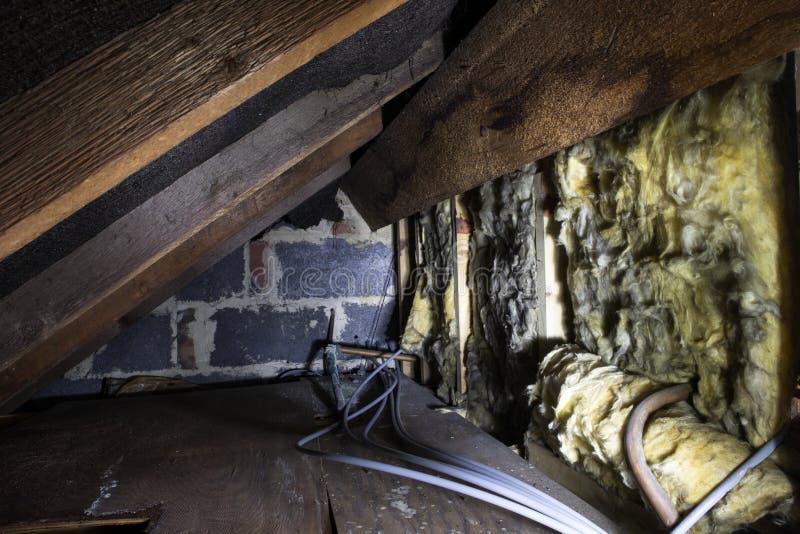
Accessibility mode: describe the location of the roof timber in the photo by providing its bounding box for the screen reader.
[0,0,407,261]
[343,0,800,229]
[0,35,444,413]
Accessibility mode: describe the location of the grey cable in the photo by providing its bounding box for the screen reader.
[670,427,788,534]
[348,374,593,533]
[298,349,607,533]
[384,366,605,534]
[297,374,580,532]
[357,389,600,534]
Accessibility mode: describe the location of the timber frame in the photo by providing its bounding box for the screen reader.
[343,0,800,229]
[0,0,452,411]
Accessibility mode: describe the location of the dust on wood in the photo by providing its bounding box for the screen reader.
[343,0,800,229]
[0,0,407,260]
[0,36,444,413]
[0,378,613,533]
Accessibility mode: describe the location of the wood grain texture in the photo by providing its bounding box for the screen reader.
[0,0,407,260]
[0,0,180,102]
[0,378,613,533]
[0,0,455,300]
[0,36,444,413]
[343,0,800,229]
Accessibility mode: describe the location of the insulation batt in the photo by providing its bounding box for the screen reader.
[466,164,540,439]
[554,59,795,446]
[401,200,461,404]
[530,346,792,533]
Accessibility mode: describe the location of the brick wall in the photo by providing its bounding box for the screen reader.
[37,190,396,398]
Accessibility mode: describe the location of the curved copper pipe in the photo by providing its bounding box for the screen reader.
[624,383,692,527]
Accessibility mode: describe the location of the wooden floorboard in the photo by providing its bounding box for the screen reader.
[0,35,444,414]
[320,376,615,533]
[0,0,407,260]
[343,0,800,229]
[0,377,614,533]
[0,381,333,532]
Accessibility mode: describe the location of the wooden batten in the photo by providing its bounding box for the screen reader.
[0,35,444,412]
[0,0,407,261]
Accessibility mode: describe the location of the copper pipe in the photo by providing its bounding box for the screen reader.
[337,345,418,364]
[624,383,692,527]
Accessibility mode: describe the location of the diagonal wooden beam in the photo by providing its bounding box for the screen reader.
[343,0,800,229]
[0,36,443,412]
[0,0,407,261]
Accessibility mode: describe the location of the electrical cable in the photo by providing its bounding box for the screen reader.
[299,400,583,532]
[383,366,606,534]
[348,354,603,534]
[299,346,786,533]
[297,349,607,533]
[356,386,601,534]
[670,426,788,534]
[277,368,321,379]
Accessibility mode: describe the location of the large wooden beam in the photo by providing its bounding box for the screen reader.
[343,0,800,229]
[0,0,407,260]
[0,37,443,412]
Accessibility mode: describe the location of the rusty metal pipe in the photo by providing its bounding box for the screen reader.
[624,383,692,527]
[337,345,418,364]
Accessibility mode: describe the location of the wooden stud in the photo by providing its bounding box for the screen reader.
[394,218,416,379]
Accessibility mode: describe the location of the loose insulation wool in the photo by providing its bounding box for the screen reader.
[529,346,793,533]
[554,59,796,446]
[465,163,540,439]
[401,200,462,404]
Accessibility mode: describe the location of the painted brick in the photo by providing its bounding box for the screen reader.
[176,308,197,369]
[332,220,355,235]
[92,314,173,374]
[273,239,393,300]
[339,302,396,350]
[209,306,329,367]
[177,247,245,302]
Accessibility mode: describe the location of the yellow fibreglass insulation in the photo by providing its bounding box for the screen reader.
[552,59,794,447]
[527,58,798,531]
[529,346,792,533]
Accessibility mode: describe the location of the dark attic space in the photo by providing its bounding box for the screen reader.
[1,1,800,533]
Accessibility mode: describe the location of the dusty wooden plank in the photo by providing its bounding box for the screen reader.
[343,0,800,229]
[525,441,653,533]
[0,378,609,533]
[0,0,455,300]
[0,381,333,532]
[0,0,407,260]
[320,376,616,533]
[0,35,444,412]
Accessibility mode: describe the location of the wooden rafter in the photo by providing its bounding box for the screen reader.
[0,36,444,412]
[0,0,407,260]
[343,0,800,229]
